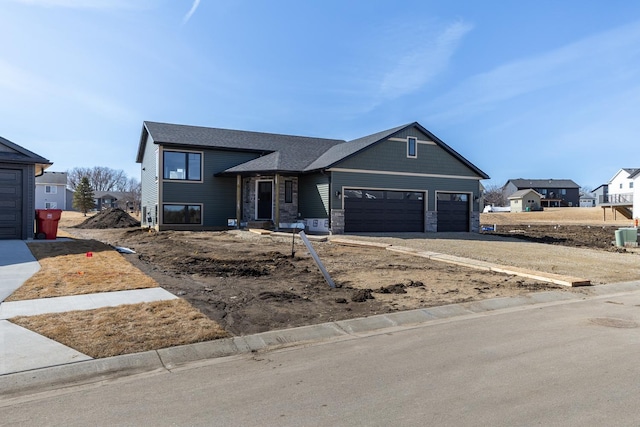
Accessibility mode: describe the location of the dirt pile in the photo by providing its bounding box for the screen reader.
[75,208,140,229]
[481,224,621,250]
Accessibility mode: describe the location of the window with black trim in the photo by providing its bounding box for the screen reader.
[163,151,202,181]
[45,185,57,194]
[407,137,417,158]
[285,180,293,203]
[163,204,201,224]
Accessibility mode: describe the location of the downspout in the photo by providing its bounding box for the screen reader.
[235,175,242,229]
[327,170,332,229]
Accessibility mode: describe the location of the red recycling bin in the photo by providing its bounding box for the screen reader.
[35,209,62,240]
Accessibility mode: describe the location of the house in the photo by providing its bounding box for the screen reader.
[508,189,542,213]
[503,179,580,207]
[0,136,51,239]
[94,191,138,212]
[600,168,637,220]
[136,121,489,234]
[579,194,596,207]
[592,184,608,206]
[35,171,73,210]
[630,170,640,221]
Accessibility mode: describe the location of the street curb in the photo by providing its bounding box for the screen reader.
[1,351,164,398]
[3,283,640,399]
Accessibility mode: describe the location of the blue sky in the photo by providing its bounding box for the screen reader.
[2,1,640,190]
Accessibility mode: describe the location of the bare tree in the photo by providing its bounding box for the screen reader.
[67,166,130,191]
[483,183,508,207]
[580,186,593,197]
[117,177,142,214]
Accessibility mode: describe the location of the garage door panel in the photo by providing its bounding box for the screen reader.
[0,168,22,239]
[344,189,424,233]
[437,194,469,232]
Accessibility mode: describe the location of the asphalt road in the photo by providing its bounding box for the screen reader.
[3,291,640,426]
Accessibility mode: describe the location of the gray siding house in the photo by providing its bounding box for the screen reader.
[0,136,51,239]
[503,179,580,208]
[35,171,72,210]
[136,121,489,234]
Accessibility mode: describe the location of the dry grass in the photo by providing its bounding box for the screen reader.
[481,207,636,226]
[6,239,158,301]
[10,299,228,358]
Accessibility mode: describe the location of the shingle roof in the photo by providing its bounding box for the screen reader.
[304,123,409,171]
[508,179,579,189]
[508,189,542,199]
[0,136,51,172]
[625,168,640,179]
[35,171,67,185]
[138,121,489,179]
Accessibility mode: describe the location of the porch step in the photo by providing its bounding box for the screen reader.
[247,221,274,230]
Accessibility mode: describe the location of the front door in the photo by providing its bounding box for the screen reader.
[257,181,273,220]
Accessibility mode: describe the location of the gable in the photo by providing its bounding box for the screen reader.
[330,125,484,179]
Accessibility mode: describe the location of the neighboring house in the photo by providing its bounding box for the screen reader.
[503,179,580,207]
[579,195,596,207]
[600,168,637,220]
[35,171,73,210]
[592,184,608,206]
[136,121,490,234]
[508,189,542,213]
[606,168,637,204]
[94,191,136,212]
[0,136,51,239]
[631,170,640,221]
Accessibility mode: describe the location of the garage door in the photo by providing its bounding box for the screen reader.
[437,193,469,232]
[344,189,424,232]
[0,168,22,239]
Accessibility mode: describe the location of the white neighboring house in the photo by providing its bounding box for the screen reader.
[607,168,638,204]
[631,170,640,221]
[35,171,73,210]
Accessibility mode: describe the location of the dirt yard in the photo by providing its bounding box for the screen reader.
[61,207,640,337]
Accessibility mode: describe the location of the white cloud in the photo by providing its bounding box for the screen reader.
[0,59,135,120]
[378,20,474,99]
[428,20,640,122]
[182,0,200,25]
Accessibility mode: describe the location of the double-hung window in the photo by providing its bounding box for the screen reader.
[163,151,202,181]
[45,185,57,194]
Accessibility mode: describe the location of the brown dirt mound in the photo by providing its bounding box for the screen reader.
[74,208,140,229]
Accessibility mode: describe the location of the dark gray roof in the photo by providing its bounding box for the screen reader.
[624,168,640,179]
[0,136,51,174]
[36,171,67,185]
[304,123,409,171]
[507,179,580,189]
[137,121,489,179]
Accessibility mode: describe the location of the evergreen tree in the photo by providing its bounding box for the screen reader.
[73,177,96,216]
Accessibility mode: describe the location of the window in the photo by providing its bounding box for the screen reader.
[620,183,623,189]
[407,137,417,158]
[163,204,202,224]
[560,189,566,195]
[45,202,57,209]
[285,180,293,203]
[163,151,202,181]
[45,185,57,194]
[631,182,634,189]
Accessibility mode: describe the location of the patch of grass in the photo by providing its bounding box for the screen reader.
[10,299,228,358]
[6,239,158,301]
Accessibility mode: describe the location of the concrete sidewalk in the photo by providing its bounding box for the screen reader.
[3,238,640,399]
[0,240,177,378]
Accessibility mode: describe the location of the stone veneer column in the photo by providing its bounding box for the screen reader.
[425,211,437,232]
[330,209,345,234]
[471,211,480,233]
